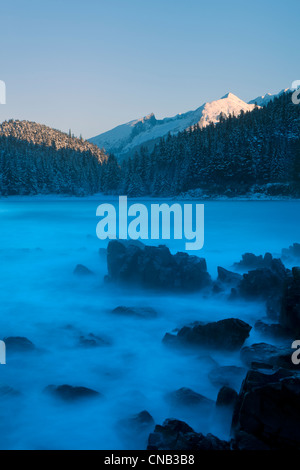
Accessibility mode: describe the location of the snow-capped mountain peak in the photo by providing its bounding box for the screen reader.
[89,92,257,158]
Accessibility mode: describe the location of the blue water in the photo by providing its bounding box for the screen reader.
[0,199,299,449]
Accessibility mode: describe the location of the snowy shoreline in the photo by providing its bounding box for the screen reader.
[1,193,300,203]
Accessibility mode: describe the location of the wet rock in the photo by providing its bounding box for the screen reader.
[106,240,211,292]
[231,369,300,449]
[73,264,94,276]
[163,318,251,351]
[234,252,273,271]
[45,384,101,402]
[240,343,296,370]
[166,387,214,410]
[3,336,35,352]
[111,306,157,319]
[217,267,242,285]
[147,419,230,450]
[280,267,300,335]
[208,366,247,389]
[216,386,238,409]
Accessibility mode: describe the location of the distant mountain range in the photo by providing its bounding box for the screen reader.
[89,88,292,159]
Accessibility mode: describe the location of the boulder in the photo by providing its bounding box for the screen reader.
[45,384,101,402]
[147,419,230,450]
[106,240,211,292]
[238,258,288,301]
[163,318,251,351]
[231,369,300,449]
[111,306,157,319]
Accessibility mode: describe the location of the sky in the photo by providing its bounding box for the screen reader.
[0,0,299,139]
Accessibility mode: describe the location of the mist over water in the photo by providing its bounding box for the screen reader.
[0,199,299,450]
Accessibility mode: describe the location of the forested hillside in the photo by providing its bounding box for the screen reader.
[103,91,300,197]
[1,92,299,198]
[0,120,107,196]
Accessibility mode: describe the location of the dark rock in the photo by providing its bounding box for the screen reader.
[234,252,273,271]
[209,366,246,389]
[280,266,300,335]
[217,267,242,285]
[216,386,238,408]
[231,369,300,449]
[238,258,288,301]
[111,306,157,319]
[254,320,292,340]
[232,431,271,450]
[106,240,211,292]
[79,333,111,348]
[147,419,230,450]
[166,387,214,410]
[0,386,20,397]
[163,318,251,351]
[98,248,107,258]
[240,343,297,370]
[119,410,155,434]
[73,264,94,276]
[45,384,101,402]
[3,336,35,352]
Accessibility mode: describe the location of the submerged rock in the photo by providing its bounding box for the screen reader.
[73,264,94,276]
[79,333,111,348]
[45,384,101,402]
[281,243,300,262]
[147,419,230,450]
[165,387,214,410]
[231,369,300,449]
[0,386,21,397]
[106,240,211,291]
[208,365,247,389]
[3,336,35,352]
[111,306,157,319]
[254,320,292,340]
[119,410,155,434]
[163,318,251,351]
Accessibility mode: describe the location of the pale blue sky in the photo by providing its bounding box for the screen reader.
[0,0,299,138]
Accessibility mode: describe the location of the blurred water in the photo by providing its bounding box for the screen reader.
[0,198,299,449]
